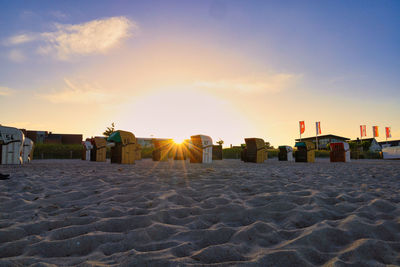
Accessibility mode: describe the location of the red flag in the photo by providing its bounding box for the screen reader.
[299,121,305,134]
[360,125,366,137]
[372,126,379,137]
[316,121,321,135]
[385,127,391,138]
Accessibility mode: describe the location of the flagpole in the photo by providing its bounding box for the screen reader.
[315,122,319,150]
[299,122,302,142]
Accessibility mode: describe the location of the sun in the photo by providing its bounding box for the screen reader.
[173,138,186,145]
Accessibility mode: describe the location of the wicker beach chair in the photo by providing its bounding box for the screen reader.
[90,137,107,162]
[152,139,173,161]
[243,138,267,163]
[189,135,213,163]
[294,141,315,163]
[278,146,294,161]
[0,125,24,165]
[212,145,223,160]
[107,130,136,164]
[330,142,350,162]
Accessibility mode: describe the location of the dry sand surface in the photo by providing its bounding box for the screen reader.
[0,159,399,266]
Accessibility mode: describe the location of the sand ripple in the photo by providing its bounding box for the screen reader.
[0,159,399,266]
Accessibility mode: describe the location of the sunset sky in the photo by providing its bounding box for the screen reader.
[1,0,399,146]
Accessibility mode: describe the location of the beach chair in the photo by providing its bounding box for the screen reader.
[278,146,294,161]
[82,140,93,161]
[189,135,213,163]
[382,146,400,160]
[242,138,267,163]
[134,144,142,160]
[172,142,187,160]
[107,130,136,164]
[22,137,34,163]
[330,142,350,162]
[152,139,173,161]
[212,145,223,160]
[90,137,107,162]
[0,125,24,165]
[294,141,315,163]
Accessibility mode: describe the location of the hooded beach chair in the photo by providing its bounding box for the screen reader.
[107,130,136,164]
[212,145,223,160]
[278,146,294,161]
[0,125,24,165]
[134,144,142,160]
[294,141,315,162]
[152,139,173,161]
[242,138,267,163]
[330,142,350,162]
[82,140,93,161]
[90,137,107,162]
[22,137,34,163]
[189,135,213,163]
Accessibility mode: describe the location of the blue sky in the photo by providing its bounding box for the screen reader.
[1,1,399,145]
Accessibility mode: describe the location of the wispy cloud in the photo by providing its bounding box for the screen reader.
[5,34,36,45]
[49,10,69,20]
[4,16,137,60]
[194,73,301,94]
[8,49,26,62]
[0,86,15,96]
[39,78,114,104]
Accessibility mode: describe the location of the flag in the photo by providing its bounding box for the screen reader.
[385,127,391,138]
[372,126,379,137]
[360,125,366,137]
[316,121,321,135]
[299,121,305,134]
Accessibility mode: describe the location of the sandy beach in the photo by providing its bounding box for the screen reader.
[0,159,399,266]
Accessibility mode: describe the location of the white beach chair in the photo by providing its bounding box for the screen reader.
[0,125,24,165]
[22,137,34,163]
[190,135,213,163]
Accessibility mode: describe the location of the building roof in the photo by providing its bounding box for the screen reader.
[349,138,376,142]
[295,134,350,142]
[378,139,400,145]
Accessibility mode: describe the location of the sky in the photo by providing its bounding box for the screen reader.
[0,0,399,147]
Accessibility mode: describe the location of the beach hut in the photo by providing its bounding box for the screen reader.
[152,139,173,161]
[90,137,107,162]
[278,146,294,161]
[22,137,34,163]
[134,144,142,160]
[330,142,350,162]
[294,141,315,163]
[242,138,267,163]
[82,140,93,161]
[382,146,400,160]
[0,125,24,165]
[212,145,223,160]
[189,135,213,163]
[107,130,136,164]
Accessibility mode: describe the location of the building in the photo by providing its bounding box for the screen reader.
[378,139,400,148]
[349,138,381,152]
[20,129,82,145]
[295,134,350,150]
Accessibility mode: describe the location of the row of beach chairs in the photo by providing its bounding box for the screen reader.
[83,132,222,164]
[241,138,351,163]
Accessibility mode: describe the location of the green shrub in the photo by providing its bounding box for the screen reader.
[315,150,330,158]
[222,147,242,159]
[33,144,83,159]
